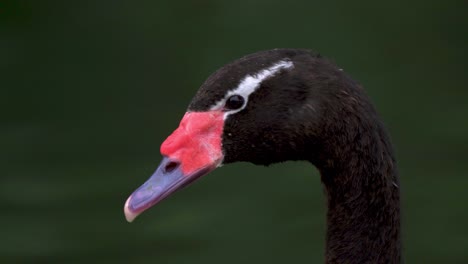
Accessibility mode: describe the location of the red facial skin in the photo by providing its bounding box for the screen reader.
[161,111,225,174]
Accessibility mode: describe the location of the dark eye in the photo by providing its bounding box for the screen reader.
[225,95,245,110]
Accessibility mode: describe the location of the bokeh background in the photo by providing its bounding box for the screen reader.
[2,0,467,263]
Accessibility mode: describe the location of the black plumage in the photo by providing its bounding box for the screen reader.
[188,49,401,263]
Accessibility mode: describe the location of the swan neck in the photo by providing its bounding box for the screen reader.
[318,126,402,263]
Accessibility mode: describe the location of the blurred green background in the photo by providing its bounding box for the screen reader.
[1,0,467,263]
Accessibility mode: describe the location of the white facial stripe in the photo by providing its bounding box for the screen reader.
[210,60,294,117]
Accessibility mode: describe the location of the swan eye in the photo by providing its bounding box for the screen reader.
[224,95,245,110]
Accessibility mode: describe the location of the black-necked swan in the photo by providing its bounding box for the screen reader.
[124,49,401,263]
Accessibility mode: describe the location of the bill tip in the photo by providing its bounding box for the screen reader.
[124,196,138,223]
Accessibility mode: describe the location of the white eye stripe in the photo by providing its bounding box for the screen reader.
[210,60,294,118]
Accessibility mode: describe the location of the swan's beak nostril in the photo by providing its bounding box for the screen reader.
[164,161,180,174]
